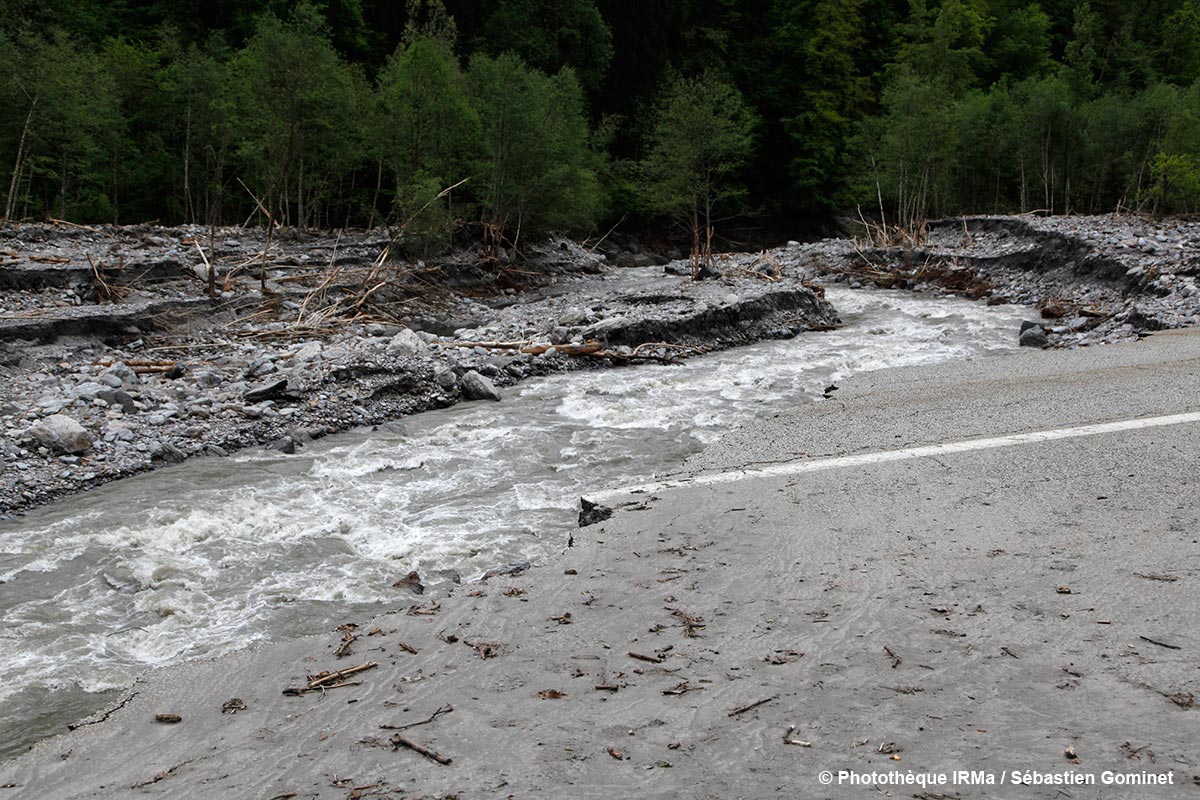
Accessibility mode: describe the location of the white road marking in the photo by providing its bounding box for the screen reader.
[587,411,1200,503]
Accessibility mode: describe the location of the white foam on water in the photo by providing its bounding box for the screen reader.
[0,288,1029,717]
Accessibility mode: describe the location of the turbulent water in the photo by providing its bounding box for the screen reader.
[0,288,1029,758]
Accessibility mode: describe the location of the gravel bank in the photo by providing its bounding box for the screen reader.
[0,223,836,515]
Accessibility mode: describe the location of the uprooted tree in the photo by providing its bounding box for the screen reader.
[641,71,756,278]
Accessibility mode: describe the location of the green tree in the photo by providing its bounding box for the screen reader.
[100,37,172,223]
[641,71,757,275]
[1159,0,1200,85]
[0,28,118,221]
[858,66,957,227]
[477,0,613,92]
[229,1,363,227]
[897,0,994,88]
[376,33,480,251]
[777,0,873,209]
[468,52,601,250]
[157,35,235,225]
[987,2,1053,81]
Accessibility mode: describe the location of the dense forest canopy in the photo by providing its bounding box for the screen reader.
[2,0,1200,247]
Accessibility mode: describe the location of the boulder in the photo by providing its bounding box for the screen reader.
[387,328,426,356]
[100,362,139,386]
[1019,326,1048,348]
[98,388,137,413]
[460,370,501,402]
[292,341,323,362]
[434,366,458,391]
[29,414,92,454]
[244,378,291,404]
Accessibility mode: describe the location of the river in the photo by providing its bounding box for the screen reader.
[0,287,1029,758]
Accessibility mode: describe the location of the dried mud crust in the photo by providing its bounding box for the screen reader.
[0,222,837,515]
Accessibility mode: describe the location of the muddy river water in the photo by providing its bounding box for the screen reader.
[0,287,1030,758]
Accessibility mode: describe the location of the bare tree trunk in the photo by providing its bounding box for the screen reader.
[298,154,305,230]
[690,205,700,279]
[368,156,383,229]
[5,91,37,221]
[183,103,193,223]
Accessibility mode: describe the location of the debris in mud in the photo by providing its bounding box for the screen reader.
[380,704,453,732]
[662,681,699,696]
[1139,635,1182,651]
[765,650,805,665]
[284,661,377,695]
[335,630,358,658]
[480,560,531,580]
[579,498,613,527]
[390,734,452,765]
[153,713,182,724]
[470,641,504,659]
[536,689,567,699]
[884,645,902,668]
[221,698,247,714]
[670,608,705,638]
[1173,692,1197,708]
[782,725,812,747]
[728,696,777,717]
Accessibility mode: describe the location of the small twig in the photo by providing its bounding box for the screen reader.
[380,704,454,732]
[390,734,452,765]
[628,651,664,664]
[783,725,812,747]
[884,645,901,669]
[1139,636,1182,651]
[335,632,357,658]
[729,696,777,717]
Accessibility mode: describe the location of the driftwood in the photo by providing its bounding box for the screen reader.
[283,661,377,695]
[728,696,777,717]
[390,733,452,765]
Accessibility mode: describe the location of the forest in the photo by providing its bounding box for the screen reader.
[2,0,1200,250]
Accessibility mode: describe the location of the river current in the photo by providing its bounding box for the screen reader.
[0,287,1029,758]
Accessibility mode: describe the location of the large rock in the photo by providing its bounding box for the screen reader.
[460,370,501,402]
[387,328,426,356]
[244,378,291,404]
[29,414,92,454]
[433,366,458,391]
[1019,325,1048,348]
[100,362,139,386]
[292,341,323,362]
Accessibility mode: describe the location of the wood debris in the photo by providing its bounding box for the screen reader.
[283,661,377,695]
[380,704,453,732]
[884,645,902,668]
[390,733,452,765]
[729,696,776,717]
[783,725,812,747]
